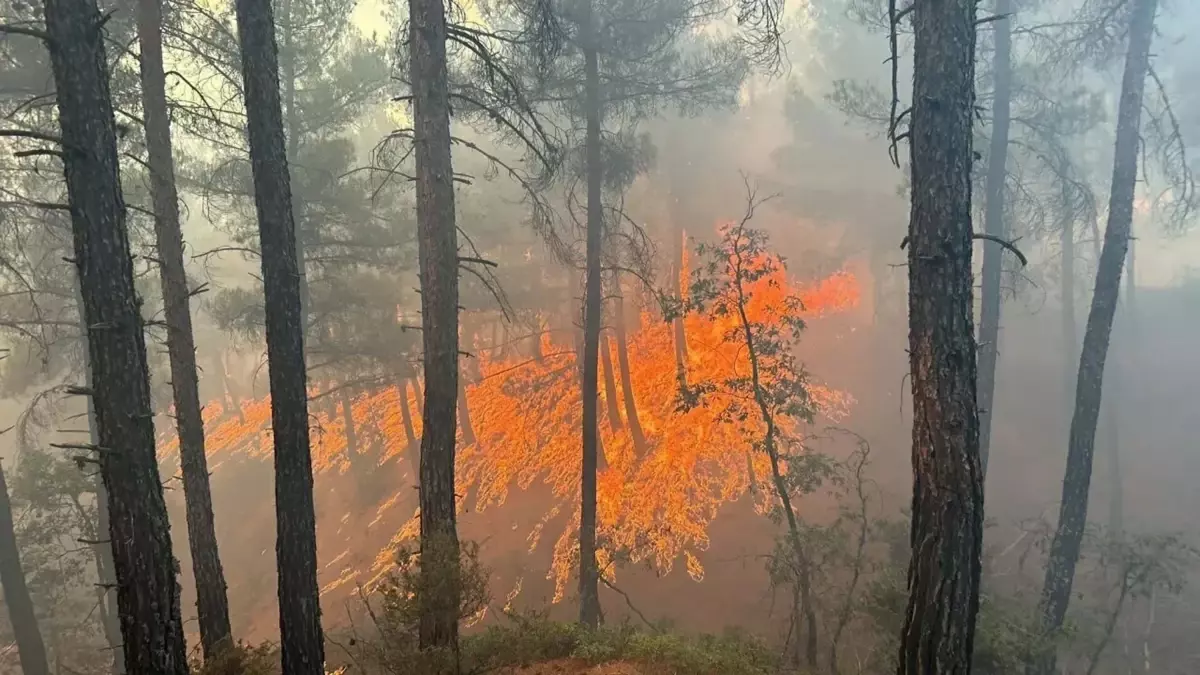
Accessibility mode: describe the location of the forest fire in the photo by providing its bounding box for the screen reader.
[158,256,861,620]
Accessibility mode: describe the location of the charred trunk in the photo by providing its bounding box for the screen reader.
[613,293,647,454]
[578,8,603,628]
[409,0,462,649]
[899,0,985,672]
[0,462,49,675]
[232,0,325,668]
[599,334,623,431]
[136,0,233,655]
[1029,1,1157,673]
[976,0,1012,479]
[43,0,189,668]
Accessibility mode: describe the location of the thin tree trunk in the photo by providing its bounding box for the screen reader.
[42,0,189,668]
[613,293,647,453]
[397,377,420,479]
[1029,2,1157,673]
[231,0,324,668]
[0,462,50,675]
[1061,214,1077,409]
[977,0,1012,479]
[218,352,246,423]
[409,0,462,649]
[899,0,984,672]
[599,334,623,431]
[340,388,360,458]
[135,0,232,656]
[578,3,603,628]
[457,368,476,446]
[670,223,688,387]
[729,241,817,669]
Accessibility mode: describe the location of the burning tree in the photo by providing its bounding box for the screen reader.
[675,183,830,668]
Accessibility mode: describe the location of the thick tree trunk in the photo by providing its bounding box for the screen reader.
[135,0,233,656]
[599,334,623,431]
[77,290,122,673]
[1029,2,1157,673]
[612,293,647,453]
[899,0,984,672]
[976,0,1012,479]
[0,462,50,675]
[232,0,324,669]
[578,8,603,628]
[43,0,189,669]
[409,0,462,650]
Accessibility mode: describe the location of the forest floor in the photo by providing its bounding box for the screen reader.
[495,660,651,674]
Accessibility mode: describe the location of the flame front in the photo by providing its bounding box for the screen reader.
[160,253,861,607]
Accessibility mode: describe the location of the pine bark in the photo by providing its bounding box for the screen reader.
[231,0,324,669]
[578,4,603,627]
[409,0,462,649]
[135,0,233,656]
[898,0,985,671]
[1029,2,1157,673]
[42,0,189,668]
[0,462,50,675]
[976,0,1012,478]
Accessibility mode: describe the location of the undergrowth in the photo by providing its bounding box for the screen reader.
[463,613,779,675]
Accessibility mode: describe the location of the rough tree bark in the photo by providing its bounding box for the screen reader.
[600,334,624,431]
[135,0,233,656]
[578,0,603,627]
[231,0,324,669]
[409,0,462,649]
[1028,1,1157,673]
[612,293,647,453]
[76,290,122,673]
[0,461,50,675]
[898,0,985,671]
[976,0,1012,478]
[42,0,189,668]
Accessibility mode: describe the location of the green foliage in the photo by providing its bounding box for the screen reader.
[466,615,779,675]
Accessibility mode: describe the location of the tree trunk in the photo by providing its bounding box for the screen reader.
[1060,214,1077,409]
[42,0,189,668]
[578,5,603,628]
[599,333,623,432]
[976,0,1012,479]
[0,462,50,675]
[231,0,325,669]
[409,0,462,650]
[218,352,246,423]
[77,288,122,673]
[671,223,688,387]
[340,388,360,458]
[899,0,985,672]
[613,293,647,454]
[397,377,420,479]
[457,368,476,446]
[1029,2,1157,673]
[135,0,233,656]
